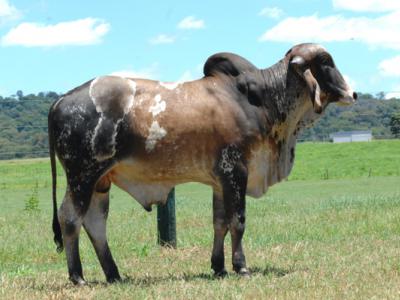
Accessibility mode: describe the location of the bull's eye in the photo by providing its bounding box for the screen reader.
[318,66,346,97]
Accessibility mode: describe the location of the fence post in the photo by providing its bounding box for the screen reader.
[157,188,176,248]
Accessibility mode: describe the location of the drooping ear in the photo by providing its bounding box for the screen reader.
[290,56,322,114]
[303,69,322,114]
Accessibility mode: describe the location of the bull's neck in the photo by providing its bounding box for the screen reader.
[261,59,288,103]
[260,59,300,183]
[260,59,305,124]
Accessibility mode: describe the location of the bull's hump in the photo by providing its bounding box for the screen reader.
[203,52,257,77]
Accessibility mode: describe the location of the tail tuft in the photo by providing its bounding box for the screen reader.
[53,216,63,253]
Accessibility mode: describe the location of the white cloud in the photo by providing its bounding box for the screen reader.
[258,7,284,19]
[177,70,194,82]
[177,16,205,30]
[259,11,400,50]
[149,34,175,45]
[110,64,159,79]
[384,91,400,99]
[0,0,18,17]
[176,64,203,82]
[0,85,10,96]
[0,0,21,23]
[343,74,357,90]
[333,0,400,12]
[1,18,110,47]
[379,55,400,77]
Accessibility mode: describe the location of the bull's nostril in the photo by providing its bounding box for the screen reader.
[353,92,358,100]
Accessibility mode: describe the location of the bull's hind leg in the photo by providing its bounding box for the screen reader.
[83,186,121,283]
[211,191,228,276]
[58,187,85,285]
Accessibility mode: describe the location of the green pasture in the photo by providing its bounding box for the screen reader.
[0,140,400,299]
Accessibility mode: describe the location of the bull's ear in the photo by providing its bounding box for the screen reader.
[290,56,322,114]
[303,69,322,114]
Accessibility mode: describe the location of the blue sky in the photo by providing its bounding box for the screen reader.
[0,0,400,98]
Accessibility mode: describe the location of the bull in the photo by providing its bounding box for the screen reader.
[48,43,356,284]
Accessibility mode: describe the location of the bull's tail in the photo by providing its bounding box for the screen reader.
[48,101,63,253]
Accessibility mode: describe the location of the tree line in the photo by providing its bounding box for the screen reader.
[0,91,399,160]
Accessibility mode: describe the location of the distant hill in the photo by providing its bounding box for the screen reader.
[300,93,400,141]
[0,91,399,160]
[0,92,57,160]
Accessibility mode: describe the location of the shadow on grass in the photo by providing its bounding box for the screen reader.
[92,264,293,287]
[27,265,294,290]
[111,272,214,287]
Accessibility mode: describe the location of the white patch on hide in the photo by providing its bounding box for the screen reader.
[125,79,137,113]
[89,77,101,113]
[145,121,167,152]
[52,97,64,110]
[89,76,138,161]
[159,81,180,90]
[149,94,166,117]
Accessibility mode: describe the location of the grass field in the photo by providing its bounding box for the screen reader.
[1,140,400,299]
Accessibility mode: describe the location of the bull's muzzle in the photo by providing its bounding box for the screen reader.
[337,90,357,106]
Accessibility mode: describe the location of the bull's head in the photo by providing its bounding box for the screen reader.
[287,43,357,114]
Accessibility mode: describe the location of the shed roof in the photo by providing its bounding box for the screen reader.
[329,130,372,138]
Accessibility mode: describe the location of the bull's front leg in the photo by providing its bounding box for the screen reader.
[216,145,250,276]
[211,191,228,276]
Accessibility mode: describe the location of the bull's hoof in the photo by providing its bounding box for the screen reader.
[70,275,86,286]
[214,269,228,278]
[235,267,251,278]
[106,275,122,284]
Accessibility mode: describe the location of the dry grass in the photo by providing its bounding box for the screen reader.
[1,142,400,299]
[1,174,400,299]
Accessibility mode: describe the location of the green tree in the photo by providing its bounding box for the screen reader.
[390,112,400,138]
[16,90,23,100]
[376,91,385,100]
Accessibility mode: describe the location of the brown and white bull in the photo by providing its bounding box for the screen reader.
[48,43,356,284]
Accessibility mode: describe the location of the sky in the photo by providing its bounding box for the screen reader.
[0,0,400,98]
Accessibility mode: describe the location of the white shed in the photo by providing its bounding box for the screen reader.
[329,130,372,143]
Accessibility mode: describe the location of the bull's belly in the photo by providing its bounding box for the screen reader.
[108,158,215,210]
[112,177,173,210]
